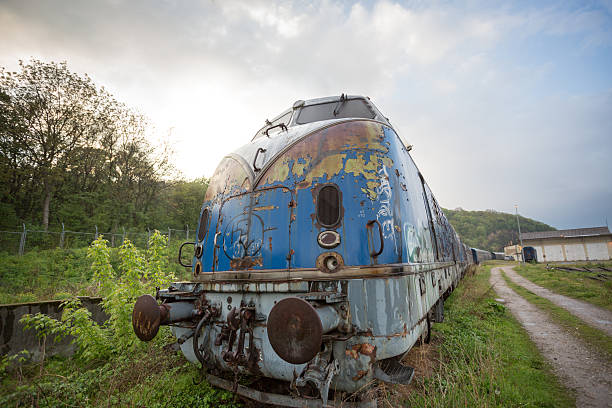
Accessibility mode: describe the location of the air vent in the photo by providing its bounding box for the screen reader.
[317,185,341,227]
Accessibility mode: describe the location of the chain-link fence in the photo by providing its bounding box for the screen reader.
[0,224,195,255]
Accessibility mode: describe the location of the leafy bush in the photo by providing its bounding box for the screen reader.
[20,231,176,362]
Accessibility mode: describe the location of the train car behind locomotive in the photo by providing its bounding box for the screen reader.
[132,95,476,406]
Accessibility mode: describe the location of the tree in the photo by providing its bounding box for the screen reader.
[1,60,109,229]
[0,60,169,231]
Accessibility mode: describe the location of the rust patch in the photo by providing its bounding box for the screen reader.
[132,294,162,342]
[385,323,411,339]
[316,252,344,273]
[258,121,394,201]
[347,343,376,359]
[205,157,252,202]
[268,237,273,251]
[359,343,376,356]
[352,370,369,381]
[267,297,323,364]
[230,256,263,270]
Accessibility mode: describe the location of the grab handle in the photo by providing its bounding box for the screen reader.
[178,241,195,267]
[253,147,266,172]
[366,220,384,257]
[264,123,288,137]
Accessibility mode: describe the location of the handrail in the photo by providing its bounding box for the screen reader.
[253,148,266,172]
[264,123,288,137]
[366,220,384,257]
[178,241,195,267]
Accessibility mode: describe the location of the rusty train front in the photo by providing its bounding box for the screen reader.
[132,95,474,405]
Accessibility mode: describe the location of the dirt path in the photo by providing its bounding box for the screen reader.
[504,266,612,336]
[490,267,612,408]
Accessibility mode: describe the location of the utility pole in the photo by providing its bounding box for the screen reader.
[515,205,523,263]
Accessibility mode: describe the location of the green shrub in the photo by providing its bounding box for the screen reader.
[20,231,175,362]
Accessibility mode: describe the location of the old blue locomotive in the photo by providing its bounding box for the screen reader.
[133,95,476,406]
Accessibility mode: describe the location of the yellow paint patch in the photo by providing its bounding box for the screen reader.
[253,205,276,211]
[366,181,379,191]
[381,157,394,168]
[306,154,346,181]
[258,121,394,191]
[344,155,378,179]
[264,158,290,185]
[361,187,377,200]
[292,156,311,177]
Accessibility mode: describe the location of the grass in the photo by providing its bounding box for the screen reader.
[395,263,575,408]
[500,270,612,363]
[1,251,576,407]
[1,346,240,407]
[514,262,612,312]
[0,242,191,304]
[0,247,94,304]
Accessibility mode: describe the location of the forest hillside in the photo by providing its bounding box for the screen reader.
[443,208,556,252]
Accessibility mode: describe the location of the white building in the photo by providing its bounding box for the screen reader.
[520,227,612,262]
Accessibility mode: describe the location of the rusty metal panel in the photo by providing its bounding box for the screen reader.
[253,121,437,270]
[214,187,292,271]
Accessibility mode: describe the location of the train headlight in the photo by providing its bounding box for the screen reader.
[317,230,341,249]
[325,256,339,271]
[316,252,344,273]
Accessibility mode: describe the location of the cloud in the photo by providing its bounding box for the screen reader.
[0,0,610,229]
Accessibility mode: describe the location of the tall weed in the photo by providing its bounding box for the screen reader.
[20,231,175,362]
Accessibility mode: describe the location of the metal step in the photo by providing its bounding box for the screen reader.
[373,357,415,385]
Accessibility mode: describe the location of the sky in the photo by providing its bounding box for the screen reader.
[1,0,611,230]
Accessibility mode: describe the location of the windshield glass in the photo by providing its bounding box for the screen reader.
[252,110,293,140]
[295,99,375,124]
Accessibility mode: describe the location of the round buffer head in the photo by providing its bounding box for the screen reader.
[132,294,162,342]
[267,297,323,364]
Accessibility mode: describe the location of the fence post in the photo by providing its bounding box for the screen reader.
[18,223,26,256]
[122,227,126,244]
[95,225,98,240]
[167,227,171,246]
[111,231,115,247]
[186,224,189,241]
[147,228,150,249]
[60,223,65,249]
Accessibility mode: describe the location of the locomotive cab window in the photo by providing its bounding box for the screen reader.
[317,185,341,227]
[197,208,210,241]
[296,99,375,125]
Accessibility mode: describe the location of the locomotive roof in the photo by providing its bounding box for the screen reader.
[252,94,391,141]
[223,95,395,182]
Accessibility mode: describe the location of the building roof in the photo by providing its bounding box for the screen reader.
[520,226,612,240]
